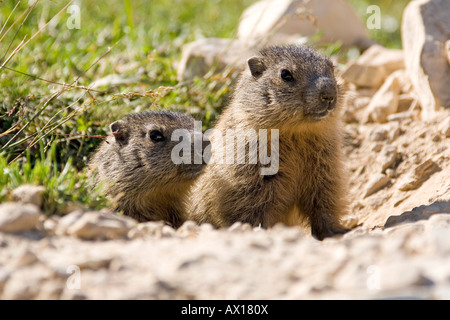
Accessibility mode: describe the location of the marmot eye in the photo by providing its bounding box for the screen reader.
[149,130,165,142]
[281,69,294,82]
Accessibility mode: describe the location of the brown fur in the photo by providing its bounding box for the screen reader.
[188,45,349,240]
[89,111,204,228]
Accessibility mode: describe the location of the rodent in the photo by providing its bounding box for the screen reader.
[89,111,204,228]
[188,45,349,240]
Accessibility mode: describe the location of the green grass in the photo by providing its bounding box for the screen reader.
[0,142,110,215]
[0,0,410,215]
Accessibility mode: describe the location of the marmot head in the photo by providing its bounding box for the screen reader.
[95,111,205,194]
[241,45,341,128]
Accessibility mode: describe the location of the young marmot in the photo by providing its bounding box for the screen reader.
[89,111,204,228]
[188,45,349,240]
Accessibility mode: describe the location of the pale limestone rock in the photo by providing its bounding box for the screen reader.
[56,210,136,240]
[0,202,41,233]
[11,185,45,207]
[176,38,251,82]
[398,159,441,191]
[402,0,450,120]
[366,70,402,123]
[342,45,404,88]
[237,0,371,49]
[364,173,391,198]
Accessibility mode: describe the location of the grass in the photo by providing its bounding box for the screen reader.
[0,142,110,215]
[0,0,410,215]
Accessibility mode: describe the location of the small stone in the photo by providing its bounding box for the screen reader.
[342,45,404,88]
[11,185,45,207]
[438,117,450,137]
[177,220,199,238]
[58,210,136,240]
[128,221,165,239]
[372,143,384,152]
[379,263,433,291]
[176,38,249,82]
[387,112,412,122]
[364,173,391,198]
[228,221,253,233]
[161,225,176,238]
[380,146,399,172]
[13,249,39,267]
[0,202,41,233]
[398,159,441,191]
[397,94,416,112]
[366,70,402,123]
[369,127,389,141]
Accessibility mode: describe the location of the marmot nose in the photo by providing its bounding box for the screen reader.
[318,80,337,109]
[320,86,336,103]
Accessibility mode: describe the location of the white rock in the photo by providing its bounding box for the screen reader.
[438,116,450,137]
[364,173,390,198]
[128,221,165,239]
[402,0,450,120]
[398,159,441,191]
[379,262,433,291]
[56,210,136,240]
[176,38,251,82]
[366,70,402,123]
[177,220,200,238]
[342,45,404,88]
[11,185,45,207]
[0,202,41,233]
[237,0,371,49]
[380,146,398,172]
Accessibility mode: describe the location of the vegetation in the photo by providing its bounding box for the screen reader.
[0,0,410,214]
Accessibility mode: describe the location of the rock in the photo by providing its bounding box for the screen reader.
[1,265,60,299]
[11,185,45,207]
[128,221,165,239]
[177,220,199,238]
[397,93,416,112]
[398,159,441,191]
[384,201,450,228]
[379,262,433,291]
[176,38,251,82]
[438,116,450,137]
[380,146,399,172]
[56,210,136,240]
[402,0,450,120]
[387,112,413,122]
[446,40,450,64]
[342,45,404,88]
[0,202,41,233]
[364,173,390,198]
[368,126,389,142]
[237,0,371,50]
[228,221,253,233]
[13,249,39,267]
[366,70,402,123]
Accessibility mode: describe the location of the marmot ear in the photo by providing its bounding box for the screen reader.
[247,56,266,78]
[110,120,128,143]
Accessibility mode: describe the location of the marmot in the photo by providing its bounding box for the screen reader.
[188,45,349,240]
[89,111,204,228]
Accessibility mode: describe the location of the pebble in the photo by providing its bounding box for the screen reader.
[56,210,136,240]
[364,173,391,198]
[0,202,41,233]
[11,185,45,207]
